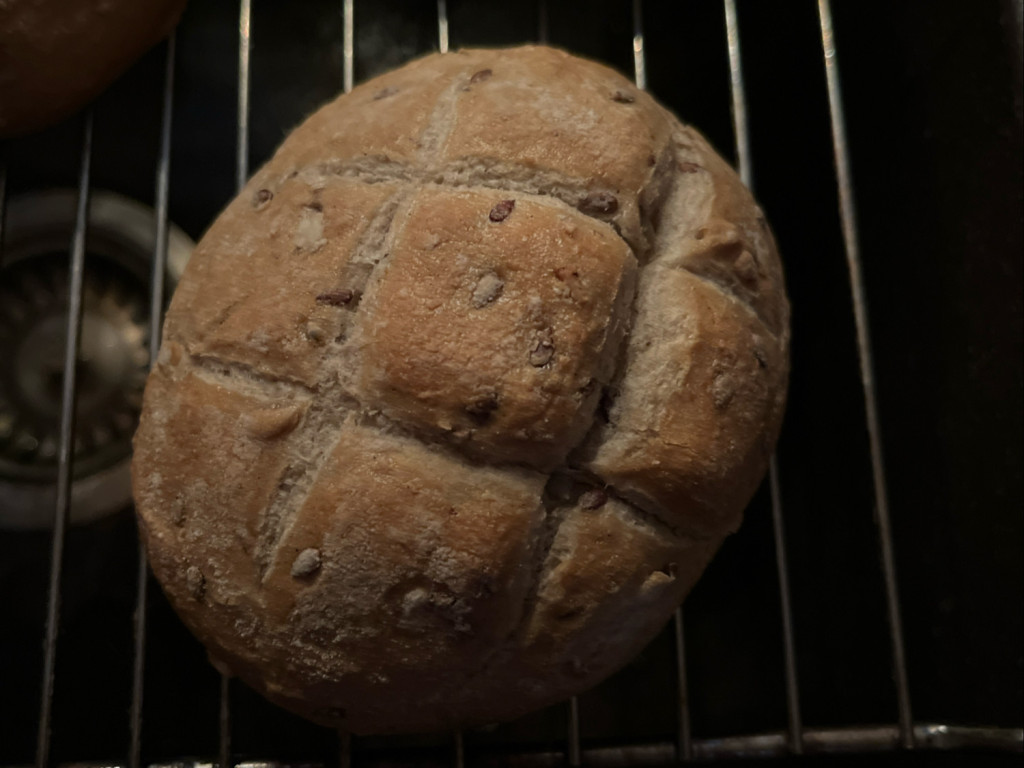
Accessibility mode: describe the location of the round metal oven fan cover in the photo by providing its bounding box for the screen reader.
[0,190,194,529]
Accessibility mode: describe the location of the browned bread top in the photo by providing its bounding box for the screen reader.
[133,45,790,734]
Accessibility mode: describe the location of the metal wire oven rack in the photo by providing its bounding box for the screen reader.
[1,1,1021,766]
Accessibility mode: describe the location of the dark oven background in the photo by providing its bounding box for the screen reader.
[1,0,1021,766]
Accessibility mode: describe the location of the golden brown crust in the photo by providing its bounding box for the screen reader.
[585,267,788,538]
[440,47,674,253]
[133,341,311,633]
[246,424,546,730]
[133,44,790,734]
[163,175,398,386]
[659,125,789,337]
[356,186,635,470]
[265,50,475,173]
[0,0,186,137]
[583,123,791,538]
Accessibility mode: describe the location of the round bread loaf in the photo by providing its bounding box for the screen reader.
[0,0,186,137]
[132,45,790,734]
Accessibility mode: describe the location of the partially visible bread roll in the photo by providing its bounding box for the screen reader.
[0,0,186,137]
[132,45,790,734]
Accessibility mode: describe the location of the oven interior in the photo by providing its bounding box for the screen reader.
[0,1,1021,766]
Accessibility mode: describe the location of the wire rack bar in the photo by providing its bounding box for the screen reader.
[767,459,802,750]
[237,0,253,191]
[673,609,692,761]
[437,0,450,54]
[336,8,357,762]
[493,724,1023,766]
[34,111,94,768]
[721,0,803,753]
[339,732,352,768]
[129,33,177,768]
[723,0,752,188]
[629,4,693,759]
[631,0,646,91]
[343,0,354,94]
[340,0,363,750]
[453,730,465,768]
[537,0,549,44]
[431,4,459,760]
[0,152,7,266]
[817,0,914,747]
[567,696,581,767]
[91,724,1019,768]
[218,1,255,761]
[219,674,231,768]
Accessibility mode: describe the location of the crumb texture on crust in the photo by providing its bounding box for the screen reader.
[132,45,790,734]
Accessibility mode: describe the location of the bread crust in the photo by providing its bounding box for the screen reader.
[0,0,186,137]
[132,45,790,734]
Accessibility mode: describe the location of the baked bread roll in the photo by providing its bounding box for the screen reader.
[132,45,789,734]
[0,0,186,137]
